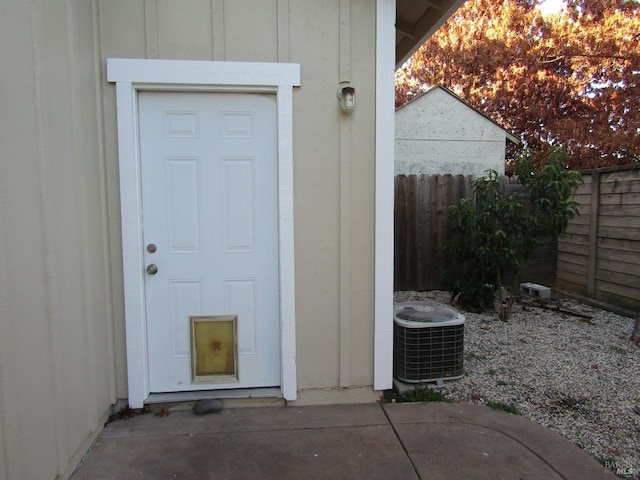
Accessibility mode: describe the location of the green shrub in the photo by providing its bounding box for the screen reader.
[444,148,581,319]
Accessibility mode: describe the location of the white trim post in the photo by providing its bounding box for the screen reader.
[277,84,297,400]
[374,0,395,391]
[113,80,149,408]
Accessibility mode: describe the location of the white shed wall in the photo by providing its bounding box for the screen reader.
[395,87,508,176]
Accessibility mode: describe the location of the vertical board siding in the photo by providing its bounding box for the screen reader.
[156,0,214,59]
[1,0,381,478]
[557,166,640,311]
[0,1,117,479]
[288,1,344,389]
[395,174,558,292]
[101,0,379,392]
[224,0,278,62]
[0,1,59,477]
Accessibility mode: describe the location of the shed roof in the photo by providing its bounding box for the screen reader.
[396,85,521,145]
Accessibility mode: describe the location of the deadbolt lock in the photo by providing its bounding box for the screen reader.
[146,264,158,275]
[146,243,157,253]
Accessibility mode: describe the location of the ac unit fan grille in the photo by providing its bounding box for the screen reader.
[393,322,464,383]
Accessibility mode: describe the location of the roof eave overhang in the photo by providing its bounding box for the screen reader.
[395,0,468,69]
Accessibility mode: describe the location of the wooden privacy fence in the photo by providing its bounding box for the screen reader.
[394,174,558,292]
[556,165,640,311]
[395,174,472,291]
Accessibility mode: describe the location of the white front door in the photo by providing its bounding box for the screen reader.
[138,91,280,392]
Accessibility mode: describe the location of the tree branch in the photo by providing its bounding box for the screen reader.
[540,53,635,63]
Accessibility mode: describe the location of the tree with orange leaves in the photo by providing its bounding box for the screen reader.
[396,0,640,172]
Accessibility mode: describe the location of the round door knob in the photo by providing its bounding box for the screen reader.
[146,264,158,275]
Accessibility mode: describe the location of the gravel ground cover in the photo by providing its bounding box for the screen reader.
[394,290,640,477]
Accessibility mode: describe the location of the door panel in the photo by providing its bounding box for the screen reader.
[138,91,280,392]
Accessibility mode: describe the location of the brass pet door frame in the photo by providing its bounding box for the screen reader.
[190,314,239,384]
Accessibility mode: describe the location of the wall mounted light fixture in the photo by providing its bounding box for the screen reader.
[337,82,355,113]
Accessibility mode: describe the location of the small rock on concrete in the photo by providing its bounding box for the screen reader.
[193,399,223,416]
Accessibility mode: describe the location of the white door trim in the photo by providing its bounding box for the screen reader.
[107,58,300,407]
[374,0,395,391]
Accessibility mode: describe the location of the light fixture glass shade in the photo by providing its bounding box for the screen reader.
[338,84,356,112]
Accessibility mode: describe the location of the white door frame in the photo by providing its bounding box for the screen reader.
[107,58,300,408]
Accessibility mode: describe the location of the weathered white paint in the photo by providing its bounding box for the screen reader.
[374,0,395,392]
[107,58,300,407]
[395,86,519,176]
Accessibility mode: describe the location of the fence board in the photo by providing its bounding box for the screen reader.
[406,175,418,288]
[573,193,592,205]
[416,175,429,290]
[558,233,589,246]
[569,214,591,225]
[600,192,640,205]
[564,223,590,236]
[598,226,640,241]
[600,179,640,194]
[557,271,588,292]
[598,246,640,264]
[394,176,407,290]
[557,251,588,266]
[557,243,589,257]
[556,166,640,311]
[600,215,640,228]
[596,281,639,306]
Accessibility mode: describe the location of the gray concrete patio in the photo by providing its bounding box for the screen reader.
[70,402,616,479]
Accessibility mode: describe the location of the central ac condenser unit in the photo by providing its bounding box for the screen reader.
[393,302,465,383]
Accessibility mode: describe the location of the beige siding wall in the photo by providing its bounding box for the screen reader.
[99,0,377,392]
[0,1,116,479]
[346,0,376,386]
[0,1,377,478]
[289,1,376,388]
